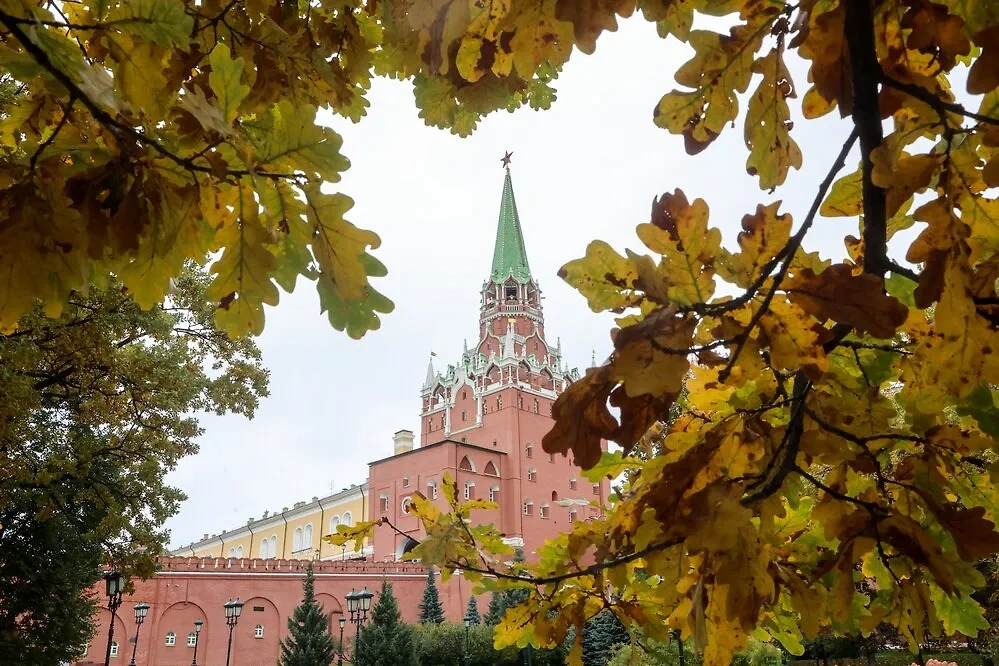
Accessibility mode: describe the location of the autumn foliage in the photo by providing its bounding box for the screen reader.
[4,0,999,663]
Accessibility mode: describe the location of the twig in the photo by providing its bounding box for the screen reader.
[718,127,860,382]
[29,96,74,171]
[881,75,999,127]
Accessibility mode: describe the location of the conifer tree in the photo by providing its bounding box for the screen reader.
[484,594,505,626]
[279,563,337,666]
[582,611,630,666]
[356,580,418,666]
[465,596,481,625]
[418,568,445,624]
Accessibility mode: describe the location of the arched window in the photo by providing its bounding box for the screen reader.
[342,511,353,527]
[459,455,474,472]
[484,461,498,476]
[228,547,235,557]
[523,499,533,516]
[429,480,439,500]
[551,491,559,502]
[402,497,412,514]
[235,545,243,557]
[402,476,410,488]
[255,625,264,639]
[293,527,303,552]
[187,632,197,647]
[269,535,277,557]
[525,443,533,459]
[166,632,176,646]
[540,503,550,519]
[489,485,499,502]
[527,467,537,482]
[464,481,475,500]
[330,515,341,533]
[259,539,269,558]
[304,524,313,549]
[110,642,119,657]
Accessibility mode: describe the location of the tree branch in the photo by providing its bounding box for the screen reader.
[881,75,999,127]
[844,0,887,278]
[741,372,810,505]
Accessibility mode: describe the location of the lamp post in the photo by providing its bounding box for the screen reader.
[103,571,124,666]
[672,629,686,666]
[345,587,373,662]
[336,615,346,666]
[191,619,203,666]
[224,599,244,666]
[463,615,472,666]
[128,603,150,666]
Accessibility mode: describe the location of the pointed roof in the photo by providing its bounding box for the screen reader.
[490,168,532,284]
[424,355,437,389]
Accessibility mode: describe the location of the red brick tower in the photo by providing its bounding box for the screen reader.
[367,163,609,564]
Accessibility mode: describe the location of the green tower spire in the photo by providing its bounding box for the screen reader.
[490,166,533,283]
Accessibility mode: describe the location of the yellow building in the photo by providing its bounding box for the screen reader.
[171,483,371,560]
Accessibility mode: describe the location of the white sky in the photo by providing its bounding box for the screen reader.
[165,14,874,549]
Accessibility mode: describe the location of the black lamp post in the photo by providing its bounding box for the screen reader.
[336,615,347,666]
[103,571,124,666]
[191,619,204,666]
[672,629,686,666]
[128,603,149,666]
[345,588,373,662]
[463,615,472,666]
[224,599,244,666]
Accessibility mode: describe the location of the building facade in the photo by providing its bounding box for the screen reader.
[78,166,609,665]
[368,166,608,561]
[174,484,369,561]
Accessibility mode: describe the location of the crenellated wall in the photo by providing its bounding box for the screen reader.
[74,556,476,666]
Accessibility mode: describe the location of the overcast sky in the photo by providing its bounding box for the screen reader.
[164,14,878,550]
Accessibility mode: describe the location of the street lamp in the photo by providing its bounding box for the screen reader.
[103,571,124,666]
[336,615,347,666]
[128,603,149,666]
[345,588,374,662]
[224,599,244,666]
[191,619,204,666]
[463,615,472,666]
[671,629,686,666]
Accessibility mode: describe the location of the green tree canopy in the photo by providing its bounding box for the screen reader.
[0,267,267,655]
[279,562,338,666]
[356,581,418,666]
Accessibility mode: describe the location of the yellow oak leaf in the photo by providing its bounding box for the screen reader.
[820,167,863,218]
[744,47,802,190]
[558,241,647,313]
[759,299,828,378]
[785,263,909,338]
[717,202,792,289]
[654,24,765,154]
[209,43,250,125]
[636,190,721,306]
[611,307,695,397]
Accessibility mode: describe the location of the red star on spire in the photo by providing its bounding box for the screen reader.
[501,151,513,168]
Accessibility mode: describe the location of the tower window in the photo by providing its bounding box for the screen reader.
[464,482,475,500]
[506,285,517,300]
[570,478,577,490]
[187,633,197,647]
[540,504,550,519]
[523,500,533,516]
[569,510,577,523]
[489,486,498,502]
[462,410,467,422]
[255,625,264,639]
[533,399,539,414]
[429,481,439,500]
[518,395,523,409]
[440,416,445,429]
[497,396,502,410]
[462,390,467,399]
[166,632,176,646]
[525,443,533,459]
[380,495,389,513]
[402,476,410,488]
[549,453,555,464]
[527,467,537,482]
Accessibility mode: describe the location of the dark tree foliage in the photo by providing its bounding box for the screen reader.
[485,594,506,627]
[465,596,481,625]
[279,563,338,666]
[582,611,630,666]
[0,483,101,666]
[356,581,418,666]
[419,568,445,624]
